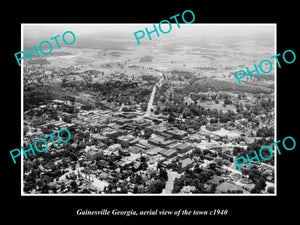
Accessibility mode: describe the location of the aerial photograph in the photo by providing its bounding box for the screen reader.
[22,24,275,195]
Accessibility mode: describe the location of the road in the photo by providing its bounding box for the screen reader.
[162,170,181,194]
[144,73,164,117]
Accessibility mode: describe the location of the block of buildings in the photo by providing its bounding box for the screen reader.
[146,147,164,156]
[159,149,177,158]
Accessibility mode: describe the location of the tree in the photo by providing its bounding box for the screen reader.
[168,113,175,123]
[208,163,217,170]
[24,181,35,193]
[148,180,166,193]
[41,184,49,193]
[210,183,217,193]
[267,186,274,194]
[193,147,203,157]
[256,127,274,137]
[70,180,78,193]
[172,178,184,193]
[144,129,152,139]
[133,185,139,193]
[251,177,266,193]
[248,167,262,184]
[120,185,128,193]
[62,159,69,168]
[159,169,168,181]
[215,158,223,167]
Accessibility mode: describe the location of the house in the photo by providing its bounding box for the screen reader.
[178,158,193,172]
[159,139,175,148]
[180,185,196,194]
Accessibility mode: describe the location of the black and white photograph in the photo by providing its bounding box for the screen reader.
[3,4,299,224]
[21,24,276,195]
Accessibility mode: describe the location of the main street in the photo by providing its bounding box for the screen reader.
[144,73,164,117]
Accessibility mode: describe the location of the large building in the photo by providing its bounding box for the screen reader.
[166,129,188,139]
[176,143,192,153]
[159,149,177,158]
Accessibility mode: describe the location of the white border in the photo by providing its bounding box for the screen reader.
[21,23,277,196]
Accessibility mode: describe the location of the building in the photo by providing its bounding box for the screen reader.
[159,139,175,148]
[117,135,134,148]
[176,143,192,153]
[116,118,132,125]
[108,144,122,152]
[187,134,206,143]
[159,149,177,158]
[180,185,196,194]
[147,125,168,135]
[146,147,164,156]
[166,129,187,139]
[91,134,110,145]
[121,113,137,119]
[133,119,152,128]
[105,129,127,139]
[86,150,100,161]
[179,158,193,172]
[128,146,143,154]
[148,136,163,147]
[148,136,175,148]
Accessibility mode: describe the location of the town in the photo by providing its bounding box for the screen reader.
[23,59,275,195]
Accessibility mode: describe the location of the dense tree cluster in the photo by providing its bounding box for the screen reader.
[24,90,54,111]
[256,127,274,137]
[172,166,214,193]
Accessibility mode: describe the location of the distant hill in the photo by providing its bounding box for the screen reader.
[139,55,153,63]
[28,59,50,65]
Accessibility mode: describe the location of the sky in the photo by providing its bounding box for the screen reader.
[23,24,275,39]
